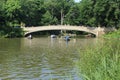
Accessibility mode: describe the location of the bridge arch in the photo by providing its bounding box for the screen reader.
[24,25,98,37]
[23,25,116,37]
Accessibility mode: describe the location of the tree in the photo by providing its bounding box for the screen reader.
[41,11,58,25]
[78,0,95,26]
[65,4,81,25]
[44,0,75,25]
[56,0,75,25]
[4,0,21,27]
[78,0,120,28]
[20,0,45,26]
[0,0,6,26]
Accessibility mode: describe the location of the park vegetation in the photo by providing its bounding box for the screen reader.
[76,30,120,80]
[104,29,120,38]
[0,0,120,37]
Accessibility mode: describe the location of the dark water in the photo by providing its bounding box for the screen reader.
[0,38,98,80]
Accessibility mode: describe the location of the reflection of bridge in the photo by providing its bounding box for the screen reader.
[23,25,116,37]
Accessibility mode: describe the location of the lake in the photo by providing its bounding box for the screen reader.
[0,37,98,80]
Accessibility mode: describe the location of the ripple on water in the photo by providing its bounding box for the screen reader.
[0,38,97,80]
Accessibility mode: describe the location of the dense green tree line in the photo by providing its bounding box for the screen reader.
[79,0,120,28]
[0,0,120,37]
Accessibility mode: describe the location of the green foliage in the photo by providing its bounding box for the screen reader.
[0,25,24,38]
[42,11,53,25]
[20,0,45,26]
[4,0,21,22]
[6,27,24,38]
[0,0,6,26]
[76,39,120,80]
[78,0,94,26]
[65,5,81,25]
[0,0,120,37]
[0,30,5,37]
[41,11,58,25]
[79,0,120,27]
[1,0,120,27]
[44,0,75,25]
[104,29,120,38]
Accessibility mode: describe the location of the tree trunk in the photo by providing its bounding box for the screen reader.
[61,9,64,25]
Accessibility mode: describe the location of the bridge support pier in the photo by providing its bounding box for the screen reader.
[96,31,105,37]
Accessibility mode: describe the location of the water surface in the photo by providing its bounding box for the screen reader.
[0,37,98,80]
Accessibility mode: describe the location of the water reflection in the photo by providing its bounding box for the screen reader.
[0,38,97,80]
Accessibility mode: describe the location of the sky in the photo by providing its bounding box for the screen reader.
[74,0,81,3]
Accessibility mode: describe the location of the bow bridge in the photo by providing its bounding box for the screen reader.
[23,25,116,37]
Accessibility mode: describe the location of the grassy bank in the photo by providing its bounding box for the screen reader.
[103,29,120,38]
[76,30,120,80]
